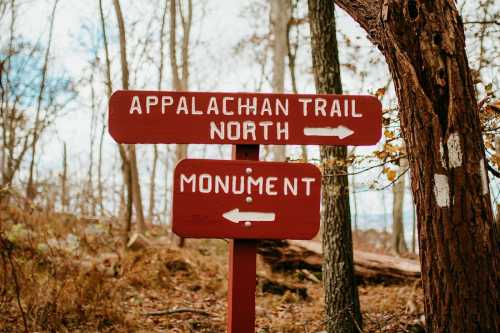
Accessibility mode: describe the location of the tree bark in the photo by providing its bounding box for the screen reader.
[335,1,499,331]
[308,1,362,332]
[392,144,408,255]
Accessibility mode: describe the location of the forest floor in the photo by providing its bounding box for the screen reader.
[0,202,425,333]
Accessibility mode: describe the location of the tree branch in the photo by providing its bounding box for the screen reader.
[334,0,382,44]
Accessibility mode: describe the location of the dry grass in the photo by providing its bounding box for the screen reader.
[0,203,424,332]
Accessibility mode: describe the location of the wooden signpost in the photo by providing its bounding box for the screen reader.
[108,90,382,333]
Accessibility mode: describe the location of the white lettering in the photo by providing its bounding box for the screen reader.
[146,96,158,114]
[191,97,203,115]
[330,99,341,117]
[129,96,142,114]
[277,122,289,140]
[299,98,312,116]
[177,96,189,114]
[275,99,288,116]
[180,174,196,192]
[284,177,298,196]
[199,174,212,193]
[232,176,245,194]
[266,177,278,195]
[227,121,240,140]
[261,98,272,116]
[207,97,219,115]
[243,121,256,141]
[259,121,273,140]
[301,177,315,196]
[238,97,257,116]
[222,97,234,115]
[351,100,362,117]
[210,121,224,140]
[215,175,229,194]
[315,98,327,116]
[247,177,264,194]
[161,96,173,114]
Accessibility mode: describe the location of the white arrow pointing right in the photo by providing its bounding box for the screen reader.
[222,208,276,224]
[303,125,354,139]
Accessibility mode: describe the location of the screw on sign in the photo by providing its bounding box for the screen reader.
[108,90,382,333]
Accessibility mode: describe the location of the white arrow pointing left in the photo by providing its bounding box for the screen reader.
[303,125,354,139]
[222,208,276,223]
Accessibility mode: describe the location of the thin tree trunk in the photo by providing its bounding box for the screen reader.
[88,66,97,216]
[148,144,158,224]
[392,145,408,255]
[336,1,499,331]
[100,0,132,241]
[97,120,106,215]
[412,196,416,253]
[270,0,290,162]
[112,0,146,234]
[350,148,358,231]
[495,136,500,229]
[286,5,308,163]
[61,142,68,212]
[170,0,192,247]
[148,0,169,225]
[26,0,59,200]
[308,1,362,332]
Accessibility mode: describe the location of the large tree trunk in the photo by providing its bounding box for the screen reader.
[335,1,499,331]
[308,1,362,332]
[270,0,290,162]
[392,144,408,255]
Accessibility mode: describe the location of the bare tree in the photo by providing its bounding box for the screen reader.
[60,142,68,211]
[26,0,59,200]
[270,0,290,162]
[170,0,192,246]
[147,0,169,225]
[112,0,146,236]
[1,0,73,199]
[308,1,362,332]
[99,0,132,242]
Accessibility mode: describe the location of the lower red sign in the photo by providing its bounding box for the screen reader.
[172,159,321,240]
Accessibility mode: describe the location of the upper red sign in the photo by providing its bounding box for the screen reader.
[109,90,382,145]
[172,159,321,240]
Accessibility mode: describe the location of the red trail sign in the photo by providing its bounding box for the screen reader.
[172,159,321,240]
[109,90,382,145]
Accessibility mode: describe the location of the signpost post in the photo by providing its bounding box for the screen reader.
[229,145,258,333]
[108,90,382,332]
